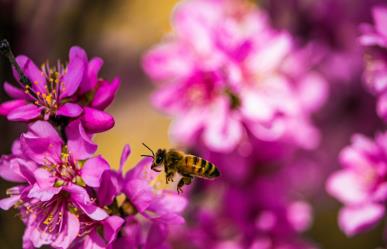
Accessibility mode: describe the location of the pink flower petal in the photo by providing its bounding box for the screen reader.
[203,100,242,152]
[81,107,115,133]
[124,179,154,213]
[373,6,387,38]
[3,82,29,99]
[326,170,368,205]
[66,120,97,161]
[51,211,80,249]
[81,155,110,188]
[7,103,41,121]
[14,55,46,93]
[66,184,108,221]
[143,42,194,81]
[102,215,125,244]
[60,57,85,98]
[79,57,104,94]
[339,204,385,236]
[0,195,20,210]
[98,170,123,207]
[91,77,120,110]
[28,183,61,202]
[119,144,131,172]
[21,121,63,164]
[56,103,83,117]
[0,99,27,116]
[286,201,312,232]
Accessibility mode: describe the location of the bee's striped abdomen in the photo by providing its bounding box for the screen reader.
[184,155,220,179]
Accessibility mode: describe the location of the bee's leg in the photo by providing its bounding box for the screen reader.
[177,175,193,194]
[165,171,175,184]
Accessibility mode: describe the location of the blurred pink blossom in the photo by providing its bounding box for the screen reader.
[326,133,387,236]
[143,0,328,154]
[360,5,387,121]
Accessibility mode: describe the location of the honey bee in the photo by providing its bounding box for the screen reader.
[141,143,220,193]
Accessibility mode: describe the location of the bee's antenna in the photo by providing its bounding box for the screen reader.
[0,39,32,86]
[141,154,154,158]
[142,143,155,157]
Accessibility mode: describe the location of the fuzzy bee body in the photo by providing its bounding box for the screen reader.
[178,154,220,179]
[141,144,220,193]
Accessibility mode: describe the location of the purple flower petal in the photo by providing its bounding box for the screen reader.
[28,183,62,202]
[81,107,115,133]
[124,157,155,182]
[69,46,88,61]
[66,120,97,161]
[373,6,387,38]
[326,170,368,205]
[124,179,154,213]
[60,57,85,98]
[102,215,125,244]
[84,231,105,249]
[4,82,29,99]
[148,191,188,215]
[119,144,131,173]
[0,156,36,183]
[98,170,123,207]
[0,195,20,210]
[21,121,63,164]
[339,204,385,236]
[56,103,83,117]
[79,57,104,94]
[145,223,169,249]
[51,211,80,249]
[91,77,120,110]
[66,184,108,221]
[81,155,110,188]
[0,99,27,116]
[14,55,46,93]
[28,168,61,201]
[7,103,41,121]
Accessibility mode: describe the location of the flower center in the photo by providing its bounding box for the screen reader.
[24,192,70,234]
[23,62,68,119]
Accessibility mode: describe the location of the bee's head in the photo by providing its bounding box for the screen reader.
[154,149,166,166]
[141,143,165,171]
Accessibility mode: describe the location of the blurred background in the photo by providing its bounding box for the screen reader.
[0,0,384,248]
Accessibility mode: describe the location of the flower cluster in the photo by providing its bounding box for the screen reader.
[360,5,387,122]
[143,0,328,155]
[326,5,387,238]
[143,0,322,248]
[327,133,387,236]
[0,43,186,249]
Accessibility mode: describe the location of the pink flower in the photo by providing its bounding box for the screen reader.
[98,145,188,249]
[360,5,387,121]
[0,41,118,133]
[143,0,327,153]
[326,133,387,236]
[0,121,112,248]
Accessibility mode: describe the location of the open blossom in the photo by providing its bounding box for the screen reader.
[98,145,188,249]
[0,43,119,133]
[143,0,327,153]
[360,5,387,121]
[0,128,187,249]
[326,133,387,236]
[0,121,111,248]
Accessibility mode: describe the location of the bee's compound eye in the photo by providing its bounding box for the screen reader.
[156,156,163,164]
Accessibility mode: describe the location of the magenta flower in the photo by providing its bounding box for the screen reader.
[143,0,327,153]
[98,145,188,249]
[326,133,387,236]
[0,42,119,133]
[0,121,114,248]
[360,5,387,121]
